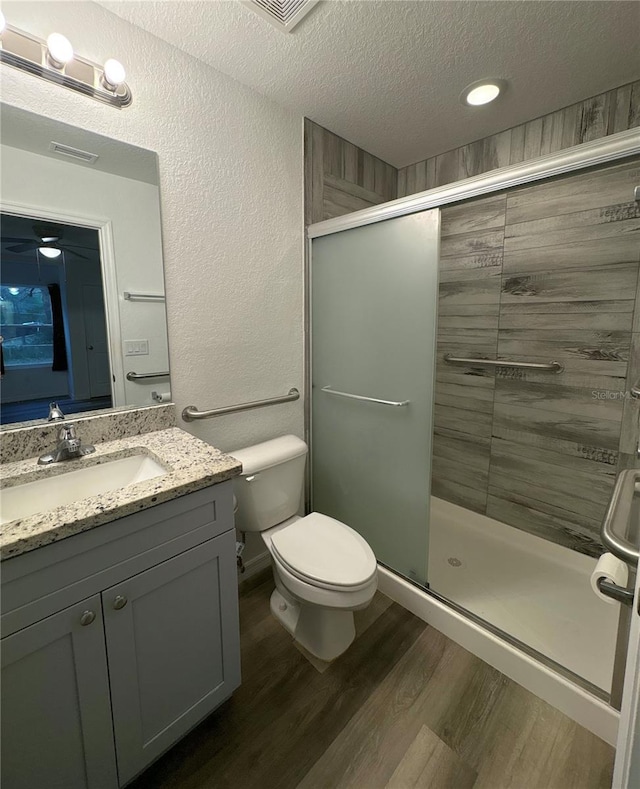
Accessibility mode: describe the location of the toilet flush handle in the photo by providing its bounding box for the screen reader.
[245,474,261,482]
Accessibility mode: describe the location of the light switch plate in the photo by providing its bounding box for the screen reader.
[124,340,149,356]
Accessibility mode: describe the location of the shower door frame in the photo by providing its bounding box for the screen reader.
[305,127,640,702]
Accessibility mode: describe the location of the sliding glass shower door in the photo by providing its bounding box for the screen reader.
[310,211,439,585]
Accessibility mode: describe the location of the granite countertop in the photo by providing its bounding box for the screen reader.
[0,427,242,560]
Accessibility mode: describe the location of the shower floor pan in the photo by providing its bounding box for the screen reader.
[427,497,618,693]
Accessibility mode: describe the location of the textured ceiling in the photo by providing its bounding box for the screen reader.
[99,0,640,168]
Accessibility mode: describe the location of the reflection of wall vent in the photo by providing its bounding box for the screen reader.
[49,141,99,164]
[244,0,319,33]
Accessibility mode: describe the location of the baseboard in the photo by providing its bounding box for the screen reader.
[238,551,271,583]
[377,565,619,746]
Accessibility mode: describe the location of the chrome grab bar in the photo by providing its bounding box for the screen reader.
[444,354,563,373]
[123,292,165,302]
[321,386,410,407]
[126,371,170,381]
[182,387,300,422]
[601,469,640,566]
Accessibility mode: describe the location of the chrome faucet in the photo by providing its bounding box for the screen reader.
[38,403,96,465]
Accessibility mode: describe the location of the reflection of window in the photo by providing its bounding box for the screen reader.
[0,286,54,366]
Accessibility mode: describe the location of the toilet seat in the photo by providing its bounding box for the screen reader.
[269,512,377,591]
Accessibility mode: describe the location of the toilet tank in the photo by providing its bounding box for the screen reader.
[231,435,308,533]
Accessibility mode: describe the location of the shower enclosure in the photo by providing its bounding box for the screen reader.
[308,131,640,730]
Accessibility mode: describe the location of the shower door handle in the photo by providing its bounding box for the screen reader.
[320,386,410,407]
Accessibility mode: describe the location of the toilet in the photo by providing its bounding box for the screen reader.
[231,435,377,661]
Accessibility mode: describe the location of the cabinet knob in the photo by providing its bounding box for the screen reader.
[80,610,96,626]
[113,595,128,610]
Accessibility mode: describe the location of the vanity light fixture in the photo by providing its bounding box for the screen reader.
[461,79,504,107]
[102,58,126,90]
[46,32,74,68]
[0,19,132,108]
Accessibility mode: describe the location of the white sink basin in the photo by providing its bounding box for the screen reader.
[0,454,168,525]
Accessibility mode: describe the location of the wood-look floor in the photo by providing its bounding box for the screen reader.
[130,576,615,789]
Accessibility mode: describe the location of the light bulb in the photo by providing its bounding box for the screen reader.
[0,11,6,34]
[102,58,126,88]
[39,247,62,259]
[461,80,503,107]
[46,33,74,67]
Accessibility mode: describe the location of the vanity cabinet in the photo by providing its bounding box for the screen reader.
[1,482,241,789]
[1,595,118,789]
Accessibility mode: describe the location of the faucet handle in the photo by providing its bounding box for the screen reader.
[58,423,78,441]
[48,402,66,422]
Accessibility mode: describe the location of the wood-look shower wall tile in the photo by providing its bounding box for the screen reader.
[505,215,640,257]
[397,167,407,199]
[304,119,397,224]
[439,276,503,308]
[435,381,494,414]
[432,477,488,513]
[433,404,493,438]
[432,198,506,514]
[619,331,640,461]
[435,149,462,187]
[440,228,505,260]
[440,195,507,237]
[505,158,640,224]
[491,437,618,480]
[460,131,511,179]
[490,448,614,511]
[492,401,622,455]
[322,173,389,219]
[432,450,490,494]
[501,264,639,307]
[396,80,640,200]
[494,377,625,422]
[486,492,603,557]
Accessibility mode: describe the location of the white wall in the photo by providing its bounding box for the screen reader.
[1,1,303,563]
[1,143,168,407]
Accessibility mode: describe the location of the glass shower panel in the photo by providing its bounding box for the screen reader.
[311,211,439,585]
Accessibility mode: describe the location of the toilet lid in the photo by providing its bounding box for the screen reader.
[270,512,377,588]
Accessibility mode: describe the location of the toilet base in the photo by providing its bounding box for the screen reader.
[270,588,356,662]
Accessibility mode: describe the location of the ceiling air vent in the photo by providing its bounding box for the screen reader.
[49,141,99,164]
[244,0,319,33]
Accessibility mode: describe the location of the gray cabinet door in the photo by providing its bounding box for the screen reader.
[1,595,118,789]
[103,531,241,785]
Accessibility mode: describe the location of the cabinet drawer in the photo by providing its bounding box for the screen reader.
[2,482,234,636]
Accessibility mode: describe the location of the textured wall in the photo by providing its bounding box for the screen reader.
[1,0,303,566]
[398,80,640,197]
[304,119,397,224]
[1,1,303,458]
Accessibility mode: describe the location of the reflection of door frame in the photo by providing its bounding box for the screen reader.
[0,200,125,407]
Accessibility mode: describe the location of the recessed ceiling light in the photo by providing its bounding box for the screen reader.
[461,80,503,107]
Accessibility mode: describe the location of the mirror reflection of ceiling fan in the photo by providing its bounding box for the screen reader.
[3,223,91,260]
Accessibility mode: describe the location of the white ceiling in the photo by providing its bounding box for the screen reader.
[100,0,640,168]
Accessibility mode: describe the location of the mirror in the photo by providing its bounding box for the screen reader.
[0,104,170,427]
